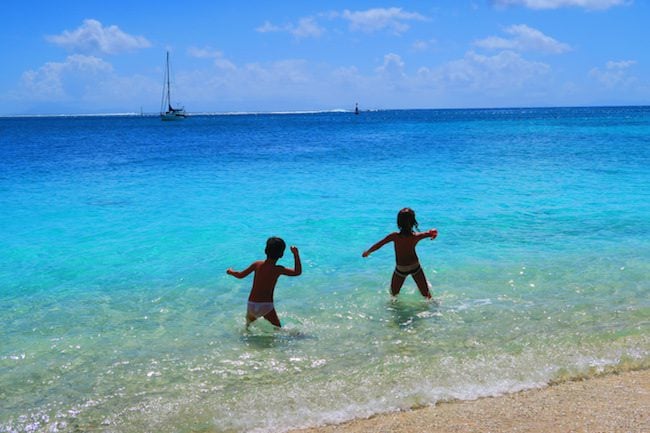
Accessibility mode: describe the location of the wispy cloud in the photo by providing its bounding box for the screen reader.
[492,0,628,10]
[16,53,160,112]
[292,17,325,38]
[255,16,324,39]
[245,60,312,85]
[188,47,236,70]
[589,60,636,87]
[412,39,438,52]
[20,54,114,100]
[256,7,427,39]
[256,21,282,33]
[474,24,570,54]
[376,53,406,83]
[423,50,551,92]
[341,7,427,34]
[46,19,150,54]
[178,58,318,109]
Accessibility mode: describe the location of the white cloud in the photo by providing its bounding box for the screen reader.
[6,46,569,113]
[492,0,628,10]
[427,50,551,92]
[256,21,283,33]
[412,40,429,51]
[170,40,556,111]
[291,17,325,38]
[589,60,637,87]
[187,47,221,59]
[412,39,438,52]
[256,7,427,40]
[175,58,329,111]
[605,60,636,69]
[331,66,362,84]
[255,16,324,39]
[184,58,311,95]
[246,60,311,84]
[376,53,406,83]
[15,54,162,113]
[188,47,236,71]
[475,24,570,54]
[21,55,113,100]
[46,19,150,54]
[341,7,427,34]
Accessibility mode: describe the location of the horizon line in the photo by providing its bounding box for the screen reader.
[1,104,648,119]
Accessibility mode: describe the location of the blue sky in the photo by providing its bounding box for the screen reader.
[1,0,648,114]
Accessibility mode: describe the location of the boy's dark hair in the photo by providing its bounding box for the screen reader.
[265,237,286,259]
[397,208,419,234]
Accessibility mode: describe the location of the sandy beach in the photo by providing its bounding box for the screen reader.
[292,369,650,433]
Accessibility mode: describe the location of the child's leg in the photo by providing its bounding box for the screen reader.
[390,272,406,296]
[246,311,257,328]
[412,270,432,299]
[263,309,282,328]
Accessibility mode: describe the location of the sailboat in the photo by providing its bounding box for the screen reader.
[160,51,186,121]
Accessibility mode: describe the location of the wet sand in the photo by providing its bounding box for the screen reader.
[292,369,649,433]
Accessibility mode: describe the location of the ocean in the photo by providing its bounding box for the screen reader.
[1,107,649,432]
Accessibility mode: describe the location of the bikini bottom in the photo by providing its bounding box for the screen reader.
[394,262,423,278]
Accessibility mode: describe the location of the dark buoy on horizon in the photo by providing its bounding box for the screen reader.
[355,102,359,115]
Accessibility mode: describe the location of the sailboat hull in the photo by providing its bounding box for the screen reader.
[160,111,187,121]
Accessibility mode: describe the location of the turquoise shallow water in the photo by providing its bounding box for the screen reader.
[1,108,649,432]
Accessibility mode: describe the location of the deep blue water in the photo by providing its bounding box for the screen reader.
[1,107,649,432]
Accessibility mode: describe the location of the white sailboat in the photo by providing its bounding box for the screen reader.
[160,51,186,121]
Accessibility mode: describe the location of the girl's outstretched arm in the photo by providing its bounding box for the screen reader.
[281,246,302,276]
[226,262,258,278]
[362,233,395,257]
[415,229,438,242]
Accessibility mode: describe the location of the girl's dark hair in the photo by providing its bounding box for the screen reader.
[265,237,286,259]
[397,208,418,234]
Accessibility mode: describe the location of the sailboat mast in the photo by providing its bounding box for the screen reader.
[160,51,186,119]
[166,51,172,109]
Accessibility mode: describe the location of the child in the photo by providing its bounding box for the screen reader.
[362,208,437,298]
[226,237,301,328]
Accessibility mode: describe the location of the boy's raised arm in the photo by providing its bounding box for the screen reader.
[226,262,257,279]
[362,233,395,257]
[282,246,302,276]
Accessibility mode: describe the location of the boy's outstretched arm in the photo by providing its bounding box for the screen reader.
[282,246,302,276]
[362,233,395,257]
[226,262,257,279]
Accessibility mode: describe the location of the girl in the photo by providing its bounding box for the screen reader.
[362,208,437,298]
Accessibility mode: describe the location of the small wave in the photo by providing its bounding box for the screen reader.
[549,354,650,385]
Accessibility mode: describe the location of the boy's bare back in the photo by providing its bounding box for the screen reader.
[247,259,298,302]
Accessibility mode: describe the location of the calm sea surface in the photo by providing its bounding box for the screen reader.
[1,108,649,432]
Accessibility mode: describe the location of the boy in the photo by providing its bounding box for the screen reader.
[226,237,301,328]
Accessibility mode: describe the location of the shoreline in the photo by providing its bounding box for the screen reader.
[291,369,649,433]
